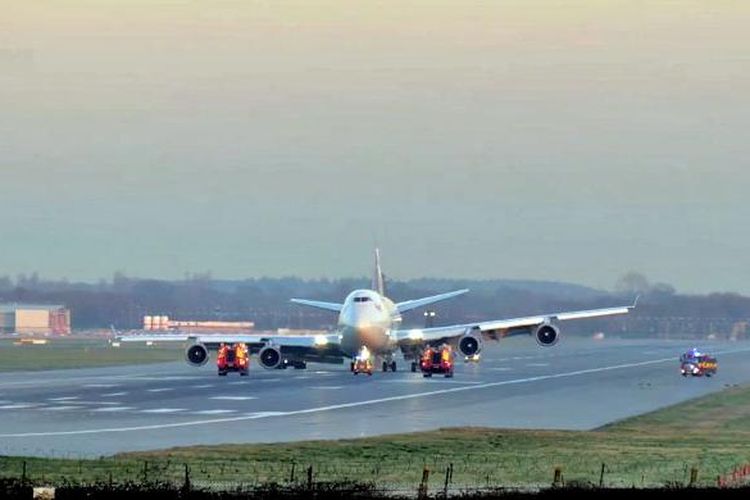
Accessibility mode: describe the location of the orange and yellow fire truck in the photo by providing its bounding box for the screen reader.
[420,344,455,378]
[217,343,250,376]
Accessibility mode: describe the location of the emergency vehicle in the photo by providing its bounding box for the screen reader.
[680,348,717,377]
[420,344,455,378]
[351,346,373,375]
[217,343,250,376]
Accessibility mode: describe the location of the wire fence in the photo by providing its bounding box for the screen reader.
[2,455,750,495]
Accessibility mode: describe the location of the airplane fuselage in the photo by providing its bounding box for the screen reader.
[337,289,402,358]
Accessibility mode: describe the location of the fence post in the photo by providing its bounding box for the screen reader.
[143,461,148,483]
[599,463,606,487]
[22,460,27,484]
[689,467,698,486]
[443,465,451,498]
[417,466,430,500]
[553,467,563,487]
[183,464,191,493]
[290,462,296,483]
[307,465,313,491]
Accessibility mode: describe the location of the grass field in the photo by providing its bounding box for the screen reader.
[2,384,750,489]
[0,338,183,372]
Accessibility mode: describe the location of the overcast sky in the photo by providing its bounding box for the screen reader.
[1,1,749,293]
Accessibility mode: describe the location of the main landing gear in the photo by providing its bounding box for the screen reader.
[382,360,397,372]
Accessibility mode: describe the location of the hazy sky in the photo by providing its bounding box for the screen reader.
[2,1,749,293]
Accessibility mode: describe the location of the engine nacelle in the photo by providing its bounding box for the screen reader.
[458,333,483,357]
[185,343,209,366]
[534,324,560,347]
[258,345,283,370]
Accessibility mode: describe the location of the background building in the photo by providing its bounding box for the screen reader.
[143,315,254,333]
[0,304,71,335]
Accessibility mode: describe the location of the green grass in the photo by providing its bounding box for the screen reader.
[3,384,750,488]
[0,338,183,372]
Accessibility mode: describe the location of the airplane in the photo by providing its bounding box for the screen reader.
[118,250,637,373]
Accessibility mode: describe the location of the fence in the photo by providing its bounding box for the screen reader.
[2,455,750,495]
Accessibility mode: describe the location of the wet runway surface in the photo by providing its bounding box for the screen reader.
[1,337,749,457]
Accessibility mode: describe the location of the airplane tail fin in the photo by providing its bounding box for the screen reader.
[373,248,386,296]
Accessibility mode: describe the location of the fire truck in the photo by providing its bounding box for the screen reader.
[351,346,374,375]
[419,344,455,378]
[680,348,717,377]
[217,343,250,376]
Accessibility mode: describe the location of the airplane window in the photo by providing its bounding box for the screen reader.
[354,297,371,302]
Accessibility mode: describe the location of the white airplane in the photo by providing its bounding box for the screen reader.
[119,250,636,373]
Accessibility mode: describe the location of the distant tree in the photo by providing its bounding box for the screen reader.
[615,272,650,295]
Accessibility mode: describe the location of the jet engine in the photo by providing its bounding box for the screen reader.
[534,324,560,347]
[258,345,283,370]
[458,332,483,357]
[185,343,209,366]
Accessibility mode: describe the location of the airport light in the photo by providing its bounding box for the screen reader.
[314,335,328,346]
[408,329,424,340]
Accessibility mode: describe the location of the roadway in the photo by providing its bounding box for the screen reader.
[1,337,749,457]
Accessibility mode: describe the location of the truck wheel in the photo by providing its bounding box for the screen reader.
[423,373,432,378]
[240,371,249,377]
[445,372,454,378]
[411,362,417,373]
[382,361,388,372]
[218,371,227,376]
[390,361,397,372]
[350,362,355,372]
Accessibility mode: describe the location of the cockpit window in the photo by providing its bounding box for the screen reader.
[353,297,372,303]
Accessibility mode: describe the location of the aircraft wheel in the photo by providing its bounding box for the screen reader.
[382,361,388,372]
[350,362,355,372]
[390,361,397,372]
[423,373,432,378]
[411,362,417,373]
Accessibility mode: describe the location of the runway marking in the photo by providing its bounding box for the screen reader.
[92,407,134,412]
[210,396,257,401]
[490,367,512,371]
[259,378,281,382]
[294,376,311,380]
[41,406,79,411]
[5,347,750,438]
[246,411,286,418]
[83,384,118,388]
[313,386,343,390]
[229,382,247,386]
[102,392,128,397]
[0,404,37,410]
[526,363,549,367]
[193,409,236,415]
[67,401,122,406]
[147,388,173,393]
[141,408,186,414]
[48,396,79,401]
[193,384,214,389]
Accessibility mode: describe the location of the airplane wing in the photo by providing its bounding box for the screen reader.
[289,299,343,313]
[395,289,469,314]
[117,332,346,364]
[394,299,637,345]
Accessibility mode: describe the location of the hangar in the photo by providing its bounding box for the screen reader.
[0,304,71,335]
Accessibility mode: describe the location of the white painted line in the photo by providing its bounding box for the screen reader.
[0,404,36,410]
[490,367,512,371]
[526,363,550,367]
[210,396,257,401]
[313,386,343,390]
[259,378,281,382]
[193,384,214,389]
[294,376,311,380]
[48,396,80,401]
[147,388,173,393]
[83,384,118,388]
[67,401,122,406]
[193,409,236,415]
[141,408,186,414]
[41,406,79,411]
[246,411,286,418]
[91,407,134,412]
[101,392,128,397]
[5,348,750,438]
[228,382,247,386]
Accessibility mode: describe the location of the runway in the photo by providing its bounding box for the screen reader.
[1,337,750,458]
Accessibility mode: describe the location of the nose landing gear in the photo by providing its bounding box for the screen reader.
[382,360,397,372]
